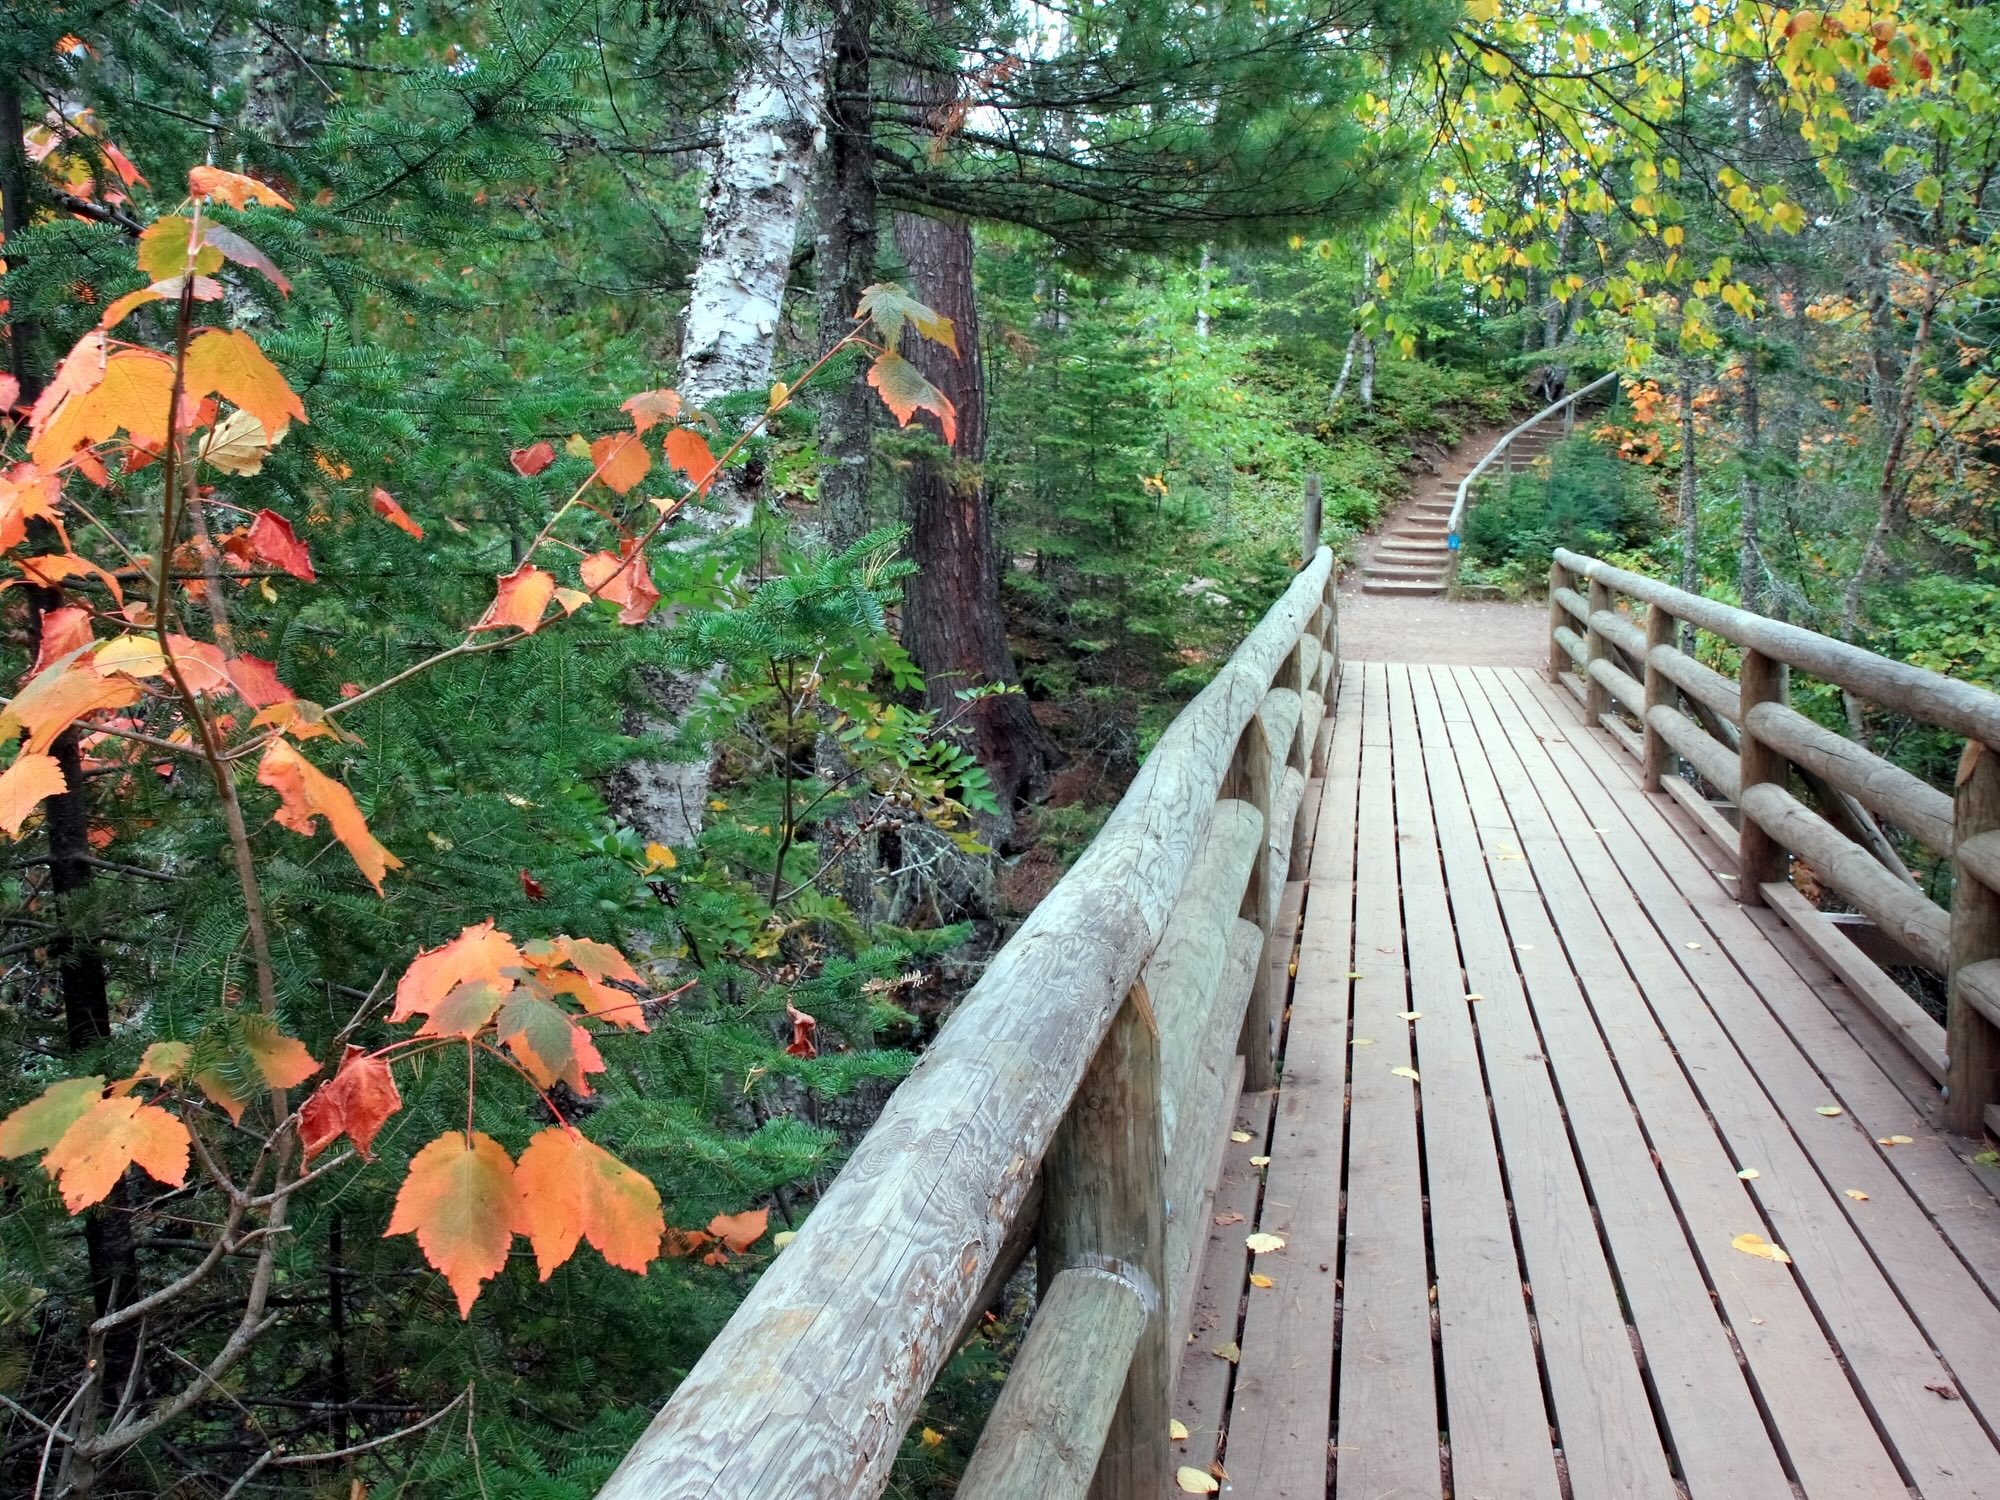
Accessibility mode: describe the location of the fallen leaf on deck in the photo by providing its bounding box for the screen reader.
[1814,1106,1844,1117]
[1346,970,1363,979]
[1877,1134,1912,1145]
[1732,1232,1792,1264]
[1975,1150,2000,1166]
[1249,1272,1274,1288]
[1177,1468,1220,1495]
[1926,1381,1961,1400]
[1229,1130,1253,1143]
[1400,1010,1422,1020]
[1351,1037,1376,1047]
[1212,1341,1240,1363]
[1684,940,1703,950]
[1515,943,1535,951]
[1214,1211,1244,1226]
[1250,1155,1270,1166]
[1170,1419,1190,1441]
[1392,1066,1420,1082]
[1465,992,1484,1002]
[1245,1232,1285,1254]
[1737,1168,1760,1180]
[1844,1189,1869,1201]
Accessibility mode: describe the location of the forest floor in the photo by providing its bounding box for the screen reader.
[1335,421,1548,668]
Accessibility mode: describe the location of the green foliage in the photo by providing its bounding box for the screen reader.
[1462,436,1662,594]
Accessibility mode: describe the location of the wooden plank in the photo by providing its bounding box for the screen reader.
[1384,666,1562,1500]
[1761,881,1948,1082]
[1433,669,1814,1499]
[1172,1057,1247,1361]
[1600,710,1643,762]
[1332,663,1441,1500]
[958,1268,1146,1500]
[1171,1086,1270,1482]
[1660,775,1741,874]
[1948,744,2000,1133]
[1515,670,2000,1300]
[1479,668,2000,1494]
[1226,665,1364,1500]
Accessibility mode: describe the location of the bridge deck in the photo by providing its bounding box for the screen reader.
[1174,662,2000,1500]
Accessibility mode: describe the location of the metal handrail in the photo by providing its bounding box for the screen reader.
[1445,370,1620,546]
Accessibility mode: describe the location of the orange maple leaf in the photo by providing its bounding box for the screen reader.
[40,1094,192,1211]
[256,738,402,894]
[0,752,68,837]
[474,563,557,635]
[385,1130,519,1318]
[31,606,95,676]
[246,508,315,581]
[391,921,523,1024]
[514,1126,664,1278]
[589,431,650,496]
[183,329,306,439]
[300,1045,403,1160]
[708,1207,769,1253]
[509,441,555,478]
[187,165,293,212]
[370,487,423,539]
[578,545,660,625]
[522,936,650,1031]
[866,352,958,446]
[0,659,142,753]
[620,389,682,434]
[28,348,178,467]
[663,426,717,491]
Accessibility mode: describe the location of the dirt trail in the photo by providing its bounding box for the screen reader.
[1335,424,1549,669]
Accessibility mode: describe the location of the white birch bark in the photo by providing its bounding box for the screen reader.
[616,2,829,850]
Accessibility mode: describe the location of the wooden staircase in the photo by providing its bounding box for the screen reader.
[1359,427,1559,597]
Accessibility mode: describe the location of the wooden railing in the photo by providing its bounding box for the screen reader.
[597,548,1340,1499]
[1549,548,2000,1136]
[1444,370,1619,549]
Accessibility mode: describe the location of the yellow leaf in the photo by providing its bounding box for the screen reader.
[1346,970,1363,979]
[773,1230,797,1248]
[1351,1037,1375,1047]
[1212,1340,1240,1363]
[1400,1010,1422,1021]
[1249,1272,1275,1288]
[1177,1468,1220,1495]
[564,433,592,460]
[1814,1106,1843,1117]
[1877,1134,1913,1145]
[1738,1168,1760,1180]
[1245,1232,1285,1254]
[644,842,677,872]
[1732,1232,1792,1265]
[1465,992,1484,1002]
[1229,1130,1253,1143]
[1170,1419,1190,1441]
[919,1427,943,1449]
[1250,1155,1270,1167]
[1844,1189,1869,1201]
[1392,1066,1421,1082]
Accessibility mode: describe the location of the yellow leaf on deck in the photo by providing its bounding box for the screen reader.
[1170,1419,1189,1441]
[1814,1106,1844,1117]
[1737,1168,1760,1180]
[1212,1341,1240,1363]
[1877,1134,1912,1145]
[1229,1130,1253,1143]
[1250,1155,1270,1167]
[1249,1272,1275,1288]
[1245,1232,1285,1254]
[1346,970,1363,979]
[1392,1066,1421,1082]
[1176,1468,1220,1495]
[1400,1010,1422,1021]
[1844,1189,1869,1201]
[1465,992,1484,1002]
[1351,1037,1375,1047]
[1732,1232,1792,1265]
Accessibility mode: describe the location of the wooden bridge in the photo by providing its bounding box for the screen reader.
[597,542,2000,1499]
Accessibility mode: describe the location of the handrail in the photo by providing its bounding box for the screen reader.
[1446,370,1619,545]
[1549,548,2000,1138]
[598,543,1340,1499]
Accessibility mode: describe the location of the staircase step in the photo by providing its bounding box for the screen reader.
[1376,540,1450,554]
[1366,561,1447,579]
[1362,577,1447,596]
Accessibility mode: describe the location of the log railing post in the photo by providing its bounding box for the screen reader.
[1038,983,1170,1500]
[1642,602,1677,791]
[1227,715,1277,1093]
[1738,648,1790,901]
[1302,473,1323,564]
[1584,577,1614,723]
[1946,742,2000,1135]
[1547,559,1570,685]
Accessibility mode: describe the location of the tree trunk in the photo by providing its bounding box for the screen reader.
[812,0,879,551]
[1194,245,1212,340]
[1327,328,1360,412]
[616,5,829,851]
[893,208,1059,834]
[1739,344,1764,613]
[1677,350,1701,653]
[1359,334,1376,410]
